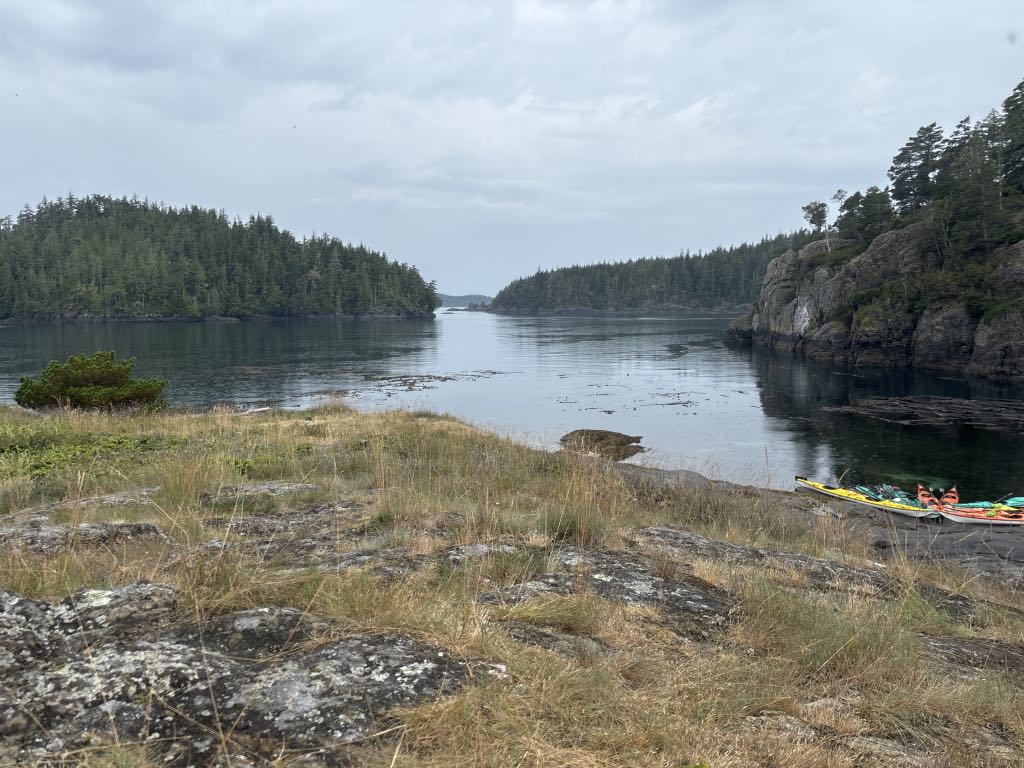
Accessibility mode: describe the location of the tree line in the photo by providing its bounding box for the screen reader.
[0,195,440,319]
[497,76,1024,314]
[490,232,817,311]
[803,79,1024,263]
[791,77,1024,320]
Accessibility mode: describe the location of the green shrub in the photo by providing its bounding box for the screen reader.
[14,351,166,411]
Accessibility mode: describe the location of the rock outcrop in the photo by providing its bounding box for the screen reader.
[0,518,168,554]
[479,545,733,640]
[0,585,474,767]
[727,226,1024,380]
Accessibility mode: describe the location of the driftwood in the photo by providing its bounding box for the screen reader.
[824,396,1024,434]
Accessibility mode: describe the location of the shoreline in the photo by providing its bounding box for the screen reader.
[473,305,748,317]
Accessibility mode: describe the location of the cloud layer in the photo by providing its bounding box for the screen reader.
[2,1,1022,292]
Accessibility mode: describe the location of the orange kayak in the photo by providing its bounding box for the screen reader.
[918,484,1024,525]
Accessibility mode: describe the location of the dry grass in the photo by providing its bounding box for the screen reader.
[3,403,1023,767]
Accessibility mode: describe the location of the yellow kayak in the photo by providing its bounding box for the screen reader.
[795,476,940,519]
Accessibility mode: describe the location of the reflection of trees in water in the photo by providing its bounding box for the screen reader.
[747,348,1024,497]
[0,319,441,407]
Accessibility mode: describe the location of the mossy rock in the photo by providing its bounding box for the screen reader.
[559,429,645,461]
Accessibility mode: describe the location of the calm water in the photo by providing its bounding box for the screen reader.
[2,313,1022,497]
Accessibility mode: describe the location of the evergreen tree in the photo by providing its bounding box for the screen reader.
[931,116,1008,261]
[888,123,944,214]
[836,186,894,248]
[1003,79,1024,195]
[801,201,830,250]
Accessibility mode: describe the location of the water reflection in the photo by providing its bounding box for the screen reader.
[748,347,1024,497]
[0,319,440,406]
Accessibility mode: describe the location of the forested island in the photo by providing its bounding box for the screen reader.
[0,196,439,319]
[489,232,817,313]
[727,76,1024,379]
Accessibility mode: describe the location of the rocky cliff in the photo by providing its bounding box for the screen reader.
[726,225,1024,379]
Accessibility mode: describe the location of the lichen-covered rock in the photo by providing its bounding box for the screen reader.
[748,228,927,357]
[636,526,892,592]
[23,487,159,515]
[0,590,57,674]
[199,539,429,579]
[200,481,319,503]
[0,583,177,675]
[0,589,470,766]
[55,582,178,639]
[443,543,518,564]
[743,712,818,741]
[202,501,361,536]
[481,547,732,639]
[0,520,168,554]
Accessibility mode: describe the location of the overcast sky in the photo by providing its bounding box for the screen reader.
[2,1,1022,294]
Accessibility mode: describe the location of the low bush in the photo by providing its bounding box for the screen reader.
[14,351,166,411]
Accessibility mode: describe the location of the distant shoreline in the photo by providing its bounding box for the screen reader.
[475,305,748,318]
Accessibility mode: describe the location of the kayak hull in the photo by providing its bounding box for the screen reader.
[937,508,1024,525]
[795,477,940,519]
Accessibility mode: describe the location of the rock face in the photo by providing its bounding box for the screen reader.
[0,584,471,766]
[728,225,1024,380]
[967,307,1024,379]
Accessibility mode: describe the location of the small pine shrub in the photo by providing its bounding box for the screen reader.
[14,351,166,411]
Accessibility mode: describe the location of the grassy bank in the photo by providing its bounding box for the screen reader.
[1,404,1021,767]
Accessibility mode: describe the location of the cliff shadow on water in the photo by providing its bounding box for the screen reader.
[747,346,1024,499]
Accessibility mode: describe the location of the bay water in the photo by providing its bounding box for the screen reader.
[2,312,1022,498]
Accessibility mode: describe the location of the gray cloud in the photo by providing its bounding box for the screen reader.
[1,0,1022,293]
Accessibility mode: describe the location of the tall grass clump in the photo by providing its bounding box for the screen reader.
[734,582,921,686]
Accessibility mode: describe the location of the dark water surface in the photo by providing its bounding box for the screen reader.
[1,313,1022,497]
